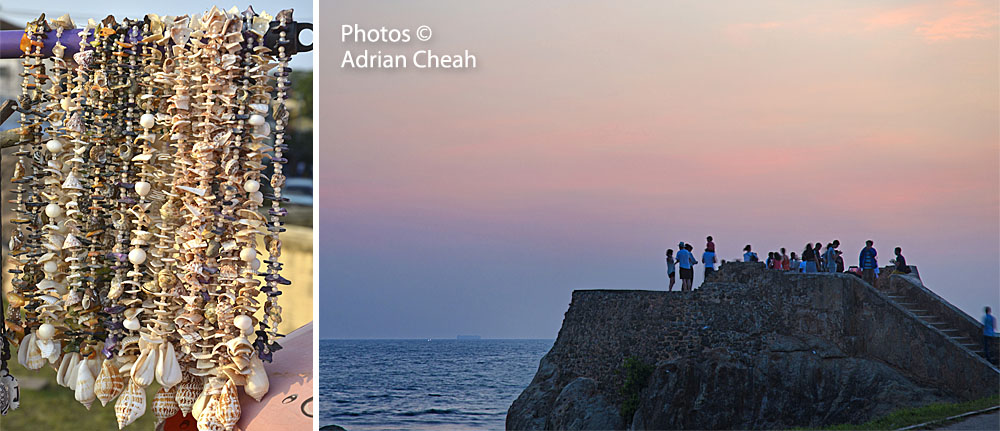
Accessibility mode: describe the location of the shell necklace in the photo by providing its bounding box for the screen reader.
[2,8,295,430]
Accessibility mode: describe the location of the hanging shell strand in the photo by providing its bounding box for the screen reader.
[4,7,297,429]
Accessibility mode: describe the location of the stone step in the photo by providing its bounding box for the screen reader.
[898,302,918,307]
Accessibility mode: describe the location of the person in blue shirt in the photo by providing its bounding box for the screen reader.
[702,248,717,279]
[859,240,877,285]
[984,307,996,363]
[742,245,758,263]
[675,242,696,292]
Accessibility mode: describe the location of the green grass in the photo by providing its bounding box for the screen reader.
[800,394,999,430]
[1,345,157,431]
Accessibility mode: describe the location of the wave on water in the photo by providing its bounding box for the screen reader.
[319,339,553,430]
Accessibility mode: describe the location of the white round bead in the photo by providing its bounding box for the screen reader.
[135,181,151,197]
[249,258,261,272]
[233,315,253,334]
[43,260,59,274]
[243,179,260,193]
[46,139,64,153]
[37,323,56,340]
[139,113,156,129]
[248,114,265,126]
[250,191,264,205]
[128,248,147,265]
[240,247,257,262]
[45,203,63,218]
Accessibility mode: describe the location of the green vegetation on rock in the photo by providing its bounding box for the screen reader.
[619,356,655,424]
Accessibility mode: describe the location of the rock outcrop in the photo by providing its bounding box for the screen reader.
[507,262,999,430]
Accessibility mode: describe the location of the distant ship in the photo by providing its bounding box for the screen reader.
[456,335,482,340]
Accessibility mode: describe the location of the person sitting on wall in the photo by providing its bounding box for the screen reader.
[780,248,791,270]
[743,245,758,262]
[836,250,845,273]
[789,252,800,272]
[859,240,878,285]
[983,307,996,364]
[802,243,817,273]
[702,247,718,279]
[891,247,911,274]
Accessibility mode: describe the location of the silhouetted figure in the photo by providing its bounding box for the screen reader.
[706,235,715,253]
[676,242,696,292]
[892,247,911,274]
[743,245,758,262]
[665,249,676,291]
[823,242,838,273]
[790,252,801,272]
[836,251,844,273]
[859,240,878,285]
[803,244,818,273]
[814,242,824,272]
[780,248,790,270]
[984,307,996,364]
[702,247,717,279]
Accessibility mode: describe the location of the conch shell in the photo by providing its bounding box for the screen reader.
[175,374,202,416]
[75,358,96,409]
[216,379,241,429]
[152,385,180,424]
[115,379,147,429]
[130,345,158,387]
[196,396,225,431]
[156,342,183,390]
[245,355,269,402]
[95,359,125,406]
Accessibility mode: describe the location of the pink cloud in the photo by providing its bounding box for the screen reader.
[732,0,997,43]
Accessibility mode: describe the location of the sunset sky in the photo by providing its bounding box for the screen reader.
[320,0,999,339]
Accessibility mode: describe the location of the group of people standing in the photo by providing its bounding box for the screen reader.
[666,237,912,290]
[664,236,717,292]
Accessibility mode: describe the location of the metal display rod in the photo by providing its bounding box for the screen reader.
[0,19,312,59]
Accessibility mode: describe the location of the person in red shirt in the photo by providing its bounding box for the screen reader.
[780,248,791,270]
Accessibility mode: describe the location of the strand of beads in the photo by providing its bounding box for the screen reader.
[258,9,295,364]
[3,8,297,429]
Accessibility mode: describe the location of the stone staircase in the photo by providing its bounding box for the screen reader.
[886,294,994,362]
[876,269,999,367]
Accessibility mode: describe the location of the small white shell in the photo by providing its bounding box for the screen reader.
[155,342,183,390]
[245,356,269,402]
[130,346,158,387]
[75,358,96,409]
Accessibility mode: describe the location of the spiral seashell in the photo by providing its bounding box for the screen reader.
[174,374,202,416]
[156,342,183,390]
[152,385,180,424]
[115,379,146,429]
[75,358,96,409]
[130,345,158,387]
[242,359,266,404]
[95,359,125,406]
[215,379,241,429]
[196,396,226,431]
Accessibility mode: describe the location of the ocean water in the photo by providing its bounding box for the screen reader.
[320,339,553,430]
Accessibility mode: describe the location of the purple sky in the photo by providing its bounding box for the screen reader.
[320,0,999,339]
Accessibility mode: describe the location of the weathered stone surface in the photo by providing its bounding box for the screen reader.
[507,262,1000,430]
[548,377,622,430]
[632,336,947,430]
